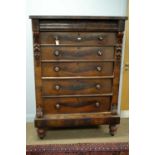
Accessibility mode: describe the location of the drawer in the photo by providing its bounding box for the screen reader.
[43,97,111,114]
[42,62,114,77]
[42,79,113,95]
[41,47,114,60]
[40,32,116,45]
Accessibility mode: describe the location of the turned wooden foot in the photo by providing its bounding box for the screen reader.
[37,128,46,139]
[109,124,117,136]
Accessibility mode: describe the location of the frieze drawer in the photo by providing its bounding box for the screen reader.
[40,32,116,45]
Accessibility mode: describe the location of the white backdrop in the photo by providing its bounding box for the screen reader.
[26,0,128,122]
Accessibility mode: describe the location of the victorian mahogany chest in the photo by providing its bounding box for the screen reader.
[30,16,127,139]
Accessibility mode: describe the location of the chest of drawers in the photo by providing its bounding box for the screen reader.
[30,16,127,139]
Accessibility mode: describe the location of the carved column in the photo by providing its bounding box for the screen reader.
[111,32,124,114]
[33,32,40,66]
[32,19,43,118]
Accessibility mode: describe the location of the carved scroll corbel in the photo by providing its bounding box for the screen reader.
[33,32,40,65]
[116,46,122,61]
[115,32,124,61]
[117,32,124,44]
[34,43,40,60]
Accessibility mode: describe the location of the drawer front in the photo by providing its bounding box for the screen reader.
[41,47,114,60]
[42,79,112,95]
[42,62,114,77]
[40,32,116,45]
[43,97,111,114]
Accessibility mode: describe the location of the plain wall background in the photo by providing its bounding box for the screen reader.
[26,0,128,122]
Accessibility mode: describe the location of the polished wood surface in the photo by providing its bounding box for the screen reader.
[41,46,114,60]
[40,32,116,45]
[30,16,127,139]
[42,62,114,77]
[42,97,111,114]
[35,113,120,128]
[30,15,127,20]
[42,79,112,95]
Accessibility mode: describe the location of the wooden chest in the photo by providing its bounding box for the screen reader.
[30,16,127,139]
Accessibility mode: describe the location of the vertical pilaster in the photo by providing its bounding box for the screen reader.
[32,19,43,118]
[111,32,124,114]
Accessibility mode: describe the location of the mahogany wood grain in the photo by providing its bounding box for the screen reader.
[30,16,127,138]
[40,32,116,45]
[32,19,43,118]
[42,62,114,77]
[111,33,124,113]
[35,113,120,128]
[42,97,111,114]
[42,79,112,95]
[42,76,114,79]
[41,46,114,60]
[30,15,127,20]
[42,93,113,98]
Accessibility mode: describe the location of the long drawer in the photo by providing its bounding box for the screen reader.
[42,96,111,114]
[42,62,114,77]
[40,32,116,45]
[41,47,114,60]
[42,79,113,95]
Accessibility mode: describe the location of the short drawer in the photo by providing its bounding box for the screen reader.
[41,47,114,60]
[42,62,114,77]
[43,97,111,114]
[40,32,116,45]
[42,79,113,95]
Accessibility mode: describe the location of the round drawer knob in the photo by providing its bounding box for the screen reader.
[77,37,82,41]
[55,36,60,45]
[96,84,101,89]
[96,66,102,72]
[95,102,100,107]
[54,66,60,72]
[97,50,103,56]
[55,104,60,109]
[98,36,104,41]
[55,85,60,90]
[54,50,60,56]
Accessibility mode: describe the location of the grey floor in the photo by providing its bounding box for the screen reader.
[26,118,128,145]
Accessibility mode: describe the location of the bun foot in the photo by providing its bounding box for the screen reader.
[109,124,117,136]
[37,128,46,139]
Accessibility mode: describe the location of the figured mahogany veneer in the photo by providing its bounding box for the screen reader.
[41,47,114,61]
[30,16,127,139]
[42,96,111,114]
[40,32,116,45]
[42,62,114,77]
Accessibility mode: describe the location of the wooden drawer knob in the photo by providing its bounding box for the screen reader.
[97,50,103,56]
[96,84,101,89]
[55,36,60,45]
[98,36,104,41]
[54,50,60,56]
[96,66,102,72]
[55,104,60,109]
[77,36,82,41]
[54,66,60,72]
[95,102,100,107]
[55,85,60,90]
